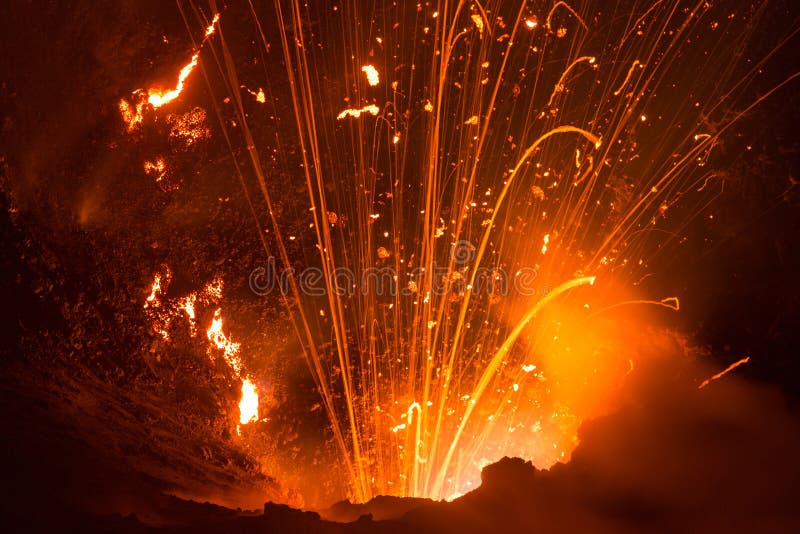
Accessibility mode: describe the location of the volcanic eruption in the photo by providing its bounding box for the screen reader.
[1,0,799,531]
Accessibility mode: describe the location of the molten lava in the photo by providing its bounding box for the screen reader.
[112,0,798,506]
[239,378,259,425]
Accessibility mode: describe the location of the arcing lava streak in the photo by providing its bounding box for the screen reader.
[119,12,220,131]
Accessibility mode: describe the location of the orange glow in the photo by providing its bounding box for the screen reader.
[204,13,220,38]
[119,13,220,130]
[135,0,787,506]
[144,271,165,308]
[206,308,243,376]
[118,97,145,132]
[177,294,198,336]
[361,65,380,86]
[142,270,259,427]
[239,378,259,424]
[147,14,219,108]
[168,108,210,146]
[336,104,380,120]
[143,157,167,188]
[143,268,172,340]
[147,54,200,108]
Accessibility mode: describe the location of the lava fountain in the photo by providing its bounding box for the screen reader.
[119,0,798,504]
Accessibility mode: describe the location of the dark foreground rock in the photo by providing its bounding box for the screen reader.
[8,365,800,533]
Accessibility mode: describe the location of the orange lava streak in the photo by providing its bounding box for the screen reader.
[698,357,751,389]
[147,53,200,108]
[142,269,259,426]
[205,306,261,427]
[119,13,220,129]
[147,13,220,108]
[204,13,221,38]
